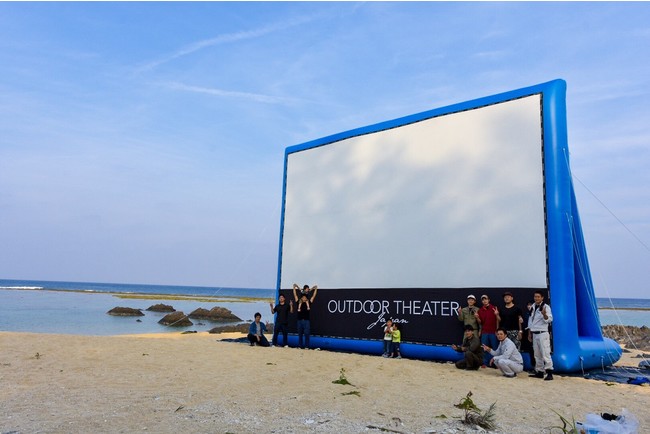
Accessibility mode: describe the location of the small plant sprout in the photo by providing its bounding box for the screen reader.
[453,391,497,430]
[332,367,354,386]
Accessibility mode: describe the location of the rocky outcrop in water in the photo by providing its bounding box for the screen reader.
[158,311,193,327]
[107,307,144,316]
[602,325,650,351]
[189,307,242,322]
[146,304,175,312]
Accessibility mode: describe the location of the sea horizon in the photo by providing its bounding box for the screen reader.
[0,279,648,335]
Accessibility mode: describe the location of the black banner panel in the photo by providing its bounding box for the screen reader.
[282,287,541,345]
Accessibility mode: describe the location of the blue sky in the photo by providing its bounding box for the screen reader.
[0,2,648,298]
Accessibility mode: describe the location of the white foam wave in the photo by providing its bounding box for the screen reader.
[0,286,44,290]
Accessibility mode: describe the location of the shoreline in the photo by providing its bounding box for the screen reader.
[1,286,274,303]
[599,307,650,312]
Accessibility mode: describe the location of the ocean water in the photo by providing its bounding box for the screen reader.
[0,279,274,299]
[596,298,650,328]
[0,279,274,336]
[0,280,647,335]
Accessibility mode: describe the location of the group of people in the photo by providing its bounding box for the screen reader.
[252,285,554,381]
[454,290,554,381]
[247,283,318,349]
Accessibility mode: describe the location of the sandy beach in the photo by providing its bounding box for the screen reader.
[1,331,648,433]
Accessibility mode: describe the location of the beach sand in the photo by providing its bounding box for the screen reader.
[1,331,648,433]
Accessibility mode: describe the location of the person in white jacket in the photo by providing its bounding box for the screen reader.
[483,327,524,378]
[527,290,554,380]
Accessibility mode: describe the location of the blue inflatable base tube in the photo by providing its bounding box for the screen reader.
[279,335,621,373]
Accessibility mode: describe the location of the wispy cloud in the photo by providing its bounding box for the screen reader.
[134,15,316,74]
[160,81,303,105]
[472,50,510,61]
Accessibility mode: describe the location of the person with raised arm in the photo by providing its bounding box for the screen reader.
[292,283,318,349]
[269,294,293,347]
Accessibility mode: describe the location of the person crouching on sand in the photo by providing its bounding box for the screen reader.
[482,327,524,378]
[247,312,270,347]
[452,325,483,370]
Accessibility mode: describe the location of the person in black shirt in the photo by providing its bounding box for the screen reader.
[499,291,524,350]
[293,283,318,349]
[270,294,293,347]
[520,300,536,372]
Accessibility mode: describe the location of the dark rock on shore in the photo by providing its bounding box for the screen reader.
[158,311,193,327]
[208,322,275,334]
[208,323,250,334]
[189,307,242,322]
[107,307,144,316]
[146,303,175,312]
[602,325,650,351]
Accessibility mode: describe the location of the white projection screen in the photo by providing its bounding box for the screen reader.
[275,80,623,372]
[280,95,547,290]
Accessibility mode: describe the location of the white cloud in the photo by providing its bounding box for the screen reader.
[159,81,303,105]
[133,14,318,74]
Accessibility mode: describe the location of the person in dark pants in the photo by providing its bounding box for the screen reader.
[293,283,318,349]
[247,312,270,347]
[499,291,524,350]
[270,294,293,347]
[477,294,500,367]
[520,300,536,371]
[452,325,484,370]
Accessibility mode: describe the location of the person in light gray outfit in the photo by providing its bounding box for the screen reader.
[483,327,524,378]
[528,290,554,380]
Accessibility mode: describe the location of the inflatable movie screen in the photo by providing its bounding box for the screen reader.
[276,79,621,373]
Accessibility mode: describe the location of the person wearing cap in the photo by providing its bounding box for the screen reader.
[457,294,480,338]
[452,325,483,370]
[528,290,554,380]
[499,291,524,350]
[477,294,500,367]
[482,327,524,378]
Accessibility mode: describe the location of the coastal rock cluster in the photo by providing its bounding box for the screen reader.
[158,311,193,327]
[145,304,175,312]
[602,325,650,351]
[106,304,243,328]
[188,307,242,322]
[107,307,144,316]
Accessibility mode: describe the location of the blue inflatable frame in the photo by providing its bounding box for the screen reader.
[276,79,621,373]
